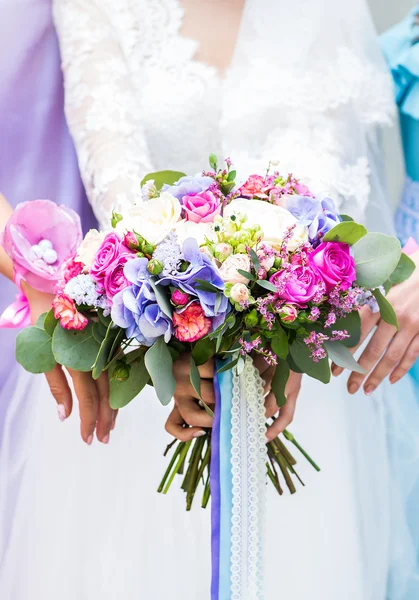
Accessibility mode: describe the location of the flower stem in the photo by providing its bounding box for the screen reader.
[163,441,192,494]
[157,441,185,493]
[283,429,321,472]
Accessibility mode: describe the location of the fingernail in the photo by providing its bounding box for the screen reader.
[265,435,270,445]
[365,385,375,396]
[193,430,206,438]
[57,404,67,422]
[86,435,93,446]
[102,434,110,444]
[389,376,398,385]
[111,420,116,430]
[348,383,359,394]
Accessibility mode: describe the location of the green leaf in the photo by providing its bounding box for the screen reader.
[388,252,416,286]
[189,356,214,417]
[372,289,399,330]
[195,279,221,293]
[149,278,172,319]
[109,357,149,409]
[324,340,366,374]
[227,170,236,182]
[323,221,367,245]
[35,312,47,329]
[44,309,58,337]
[352,233,402,288]
[287,354,303,374]
[16,326,57,374]
[92,321,107,344]
[271,360,290,407]
[144,337,176,405]
[332,311,361,348]
[52,322,100,372]
[289,339,331,383]
[271,326,289,359]
[256,279,278,293]
[209,153,218,171]
[237,269,256,281]
[217,357,239,373]
[249,248,260,272]
[339,214,354,222]
[98,310,112,327]
[191,337,215,365]
[214,293,222,315]
[92,323,119,379]
[140,170,186,191]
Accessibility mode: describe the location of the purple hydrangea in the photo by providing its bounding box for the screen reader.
[158,238,230,329]
[287,195,341,245]
[163,175,213,203]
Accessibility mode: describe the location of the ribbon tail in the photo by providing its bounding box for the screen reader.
[0,293,31,328]
[403,236,419,255]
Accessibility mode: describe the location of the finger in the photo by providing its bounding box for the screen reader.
[261,366,275,395]
[69,370,99,445]
[175,377,215,405]
[111,409,119,431]
[347,321,397,394]
[363,331,415,394]
[332,306,380,376]
[165,406,206,442]
[390,334,419,384]
[95,373,114,443]
[176,394,214,428]
[264,392,278,419]
[266,387,298,441]
[173,354,214,380]
[44,364,73,421]
[253,354,272,377]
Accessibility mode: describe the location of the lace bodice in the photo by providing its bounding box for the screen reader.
[53,0,396,230]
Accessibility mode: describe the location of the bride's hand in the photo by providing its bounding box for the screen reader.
[165,353,302,441]
[332,250,419,394]
[23,283,116,445]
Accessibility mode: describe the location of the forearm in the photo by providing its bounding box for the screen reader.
[0,193,14,281]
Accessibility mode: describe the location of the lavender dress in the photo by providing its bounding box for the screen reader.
[0,0,94,551]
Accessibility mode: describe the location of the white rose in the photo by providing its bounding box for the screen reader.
[174,219,214,246]
[224,199,308,251]
[116,192,181,245]
[219,253,251,284]
[75,229,106,271]
[230,283,250,304]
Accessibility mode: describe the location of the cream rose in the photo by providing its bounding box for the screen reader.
[174,219,215,246]
[75,229,106,271]
[116,192,182,245]
[219,253,251,284]
[224,199,308,251]
[230,283,250,303]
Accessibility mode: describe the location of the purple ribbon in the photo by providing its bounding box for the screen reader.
[210,372,221,600]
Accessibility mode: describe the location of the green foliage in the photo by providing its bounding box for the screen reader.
[333,311,361,348]
[271,326,289,360]
[16,326,56,374]
[372,289,399,329]
[149,278,172,319]
[339,214,354,222]
[52,322,100,372]
[352,233,401,288]
[256,280,278,293]
[144,337,176,405]
[323,221,367,245]
[44,309,58,337]
[289,339,331,383]
[189,356,214,417]
[109,357,150,409]
[140,170,186,191]
[191,337,215,366]
[388,252,416,286]
[237,269,256,281]
[271,360,290,407]
[324,340,365,374]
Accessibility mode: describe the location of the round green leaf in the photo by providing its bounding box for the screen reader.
[140,170,186,191]
[353,233,402,288]
[289,339,331,383]
[323,221,367,245]
[144,337,176,405]
[44,309,58,337]
[109,358,149,409]
[388,252,416,286]
[16,326,56,373]
[52,322,100,372]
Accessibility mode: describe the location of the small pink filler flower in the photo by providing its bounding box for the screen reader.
[52,294,89,331]
[173,302,212,342]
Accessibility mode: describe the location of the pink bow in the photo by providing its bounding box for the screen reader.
[403,236,419,256]
[0,291,31,328]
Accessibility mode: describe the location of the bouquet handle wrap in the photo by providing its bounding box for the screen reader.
[211,357,267,600]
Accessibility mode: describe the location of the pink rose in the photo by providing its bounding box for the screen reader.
[277,304,299,323]
[183,191,221,224]
[293,181,314,197]
[309,242,356,293]
[90,233,124,289]
[171,289,190,307]
[238,174,275,199]
[173,302,212,343]
[270,265,321,307]
[52,294,88,331]
[104,253,135,299]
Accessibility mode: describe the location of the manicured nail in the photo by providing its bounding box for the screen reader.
[193,430,206,438]
[86,434,93,446]
[265,435,270,445]
[348,383,359,394]
[389,376,398,385]
[102,434,110,444]
[57,404,67,422]
[364,385,375,396]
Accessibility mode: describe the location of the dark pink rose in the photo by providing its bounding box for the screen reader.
[309,242,356,293]
[90,233,123,289]
[270,265,321,307]
[104,253,135,299]
[171,289,190,307]
[183,191,221,224]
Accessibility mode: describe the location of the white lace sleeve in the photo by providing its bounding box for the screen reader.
[53,0,154,230]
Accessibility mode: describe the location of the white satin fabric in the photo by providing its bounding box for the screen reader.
[0,0,407,598]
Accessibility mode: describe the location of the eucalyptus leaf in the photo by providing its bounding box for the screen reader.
[144,337,176,405]
[324,341,366,374]
[237,269,256,281]
[372,289,399,330]
[195,279,221,293]
[256,280,278,293]
[149,278,172,319]
[353,233,402,288]
[339,214,354,222]
[35,312,47,330]
[323,221,367,245]
[388,252,416,286]
[92,321,107,344]
[191,337,215,365]
[98,310,112,327]
[140,170,186,191]
[109,357,149,409]
[52,322,100,372]
[189,356,215,417]
[249,248,260,272]
[271,326,289,359]
[333,311,361,348]
[44,309,58,337]
[217,357,239,373]
[214,293,222,315]
[289,339,331,384]
[271,360,290,407]
[16,326,56,374]
[92,323,119,379]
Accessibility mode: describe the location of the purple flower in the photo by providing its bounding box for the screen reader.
[163,175,213,203]
[158,238,230,329]
[287,195,341,245]
[111,257,172,345]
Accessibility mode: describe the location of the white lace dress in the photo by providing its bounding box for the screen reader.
[0,1,405,598]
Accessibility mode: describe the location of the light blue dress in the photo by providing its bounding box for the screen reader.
[382,8,419,598]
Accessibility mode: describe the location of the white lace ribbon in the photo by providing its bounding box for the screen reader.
[230,357,267,599]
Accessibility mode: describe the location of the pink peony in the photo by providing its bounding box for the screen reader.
[173,302,212,343]
[171,289,190,307]
[90,233,125,290]
[104,253,135,299]
[309,242,356,293]
[183,191,221,224]
[270,265,322,307]
[52,294,88,331]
